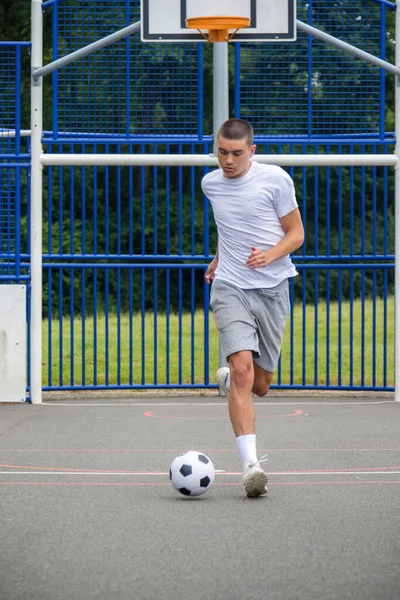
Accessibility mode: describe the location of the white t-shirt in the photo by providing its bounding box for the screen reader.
[201,160,299,288]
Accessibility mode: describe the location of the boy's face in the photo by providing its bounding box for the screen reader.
[216,135,256,179]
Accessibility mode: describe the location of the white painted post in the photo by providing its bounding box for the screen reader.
[213,42,230,384]
[395,1,400,401]
[30,0,43,404]
[0,286,27,402]
[213,43,229,154]
[39,153,397,167]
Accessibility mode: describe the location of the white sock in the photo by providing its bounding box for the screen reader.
[236,434,258,469]
[225,372,231,391]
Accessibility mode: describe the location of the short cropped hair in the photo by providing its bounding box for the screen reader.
[217,118,254,146]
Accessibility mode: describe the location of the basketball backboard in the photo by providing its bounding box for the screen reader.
[141,0,296,43]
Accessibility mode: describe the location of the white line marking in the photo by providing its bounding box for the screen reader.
[41,401,395,407]
[0,470,399,476]
[0,471,170,476]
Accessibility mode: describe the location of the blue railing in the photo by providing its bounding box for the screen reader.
[0,1,396,393]
[39,140,394,391]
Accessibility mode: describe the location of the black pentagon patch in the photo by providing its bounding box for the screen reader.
[169,469,172,480]
[180,464,192,477]
[198,454,209,464]
[179,487,191,496]
[200,476,211,488]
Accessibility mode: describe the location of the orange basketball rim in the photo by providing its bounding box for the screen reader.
[186,15,251,42]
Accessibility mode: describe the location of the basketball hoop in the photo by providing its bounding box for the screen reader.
[185,15,251,43]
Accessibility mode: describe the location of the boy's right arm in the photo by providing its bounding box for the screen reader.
[204,246,219,284]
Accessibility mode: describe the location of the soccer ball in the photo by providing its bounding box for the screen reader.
[169,451,215,497]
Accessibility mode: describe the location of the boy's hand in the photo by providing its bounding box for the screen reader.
[205,259,218,284]
[246,247,269,269]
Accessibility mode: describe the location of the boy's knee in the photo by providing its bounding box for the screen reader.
[252,368,273,397]
[253,382,271,397]
[230,361,253,387]
[228,353,254,388]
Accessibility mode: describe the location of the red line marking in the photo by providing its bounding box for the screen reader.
[143,409,303,420]
[1,464,400,474]
[218,467,400,474]
[1,447,400,454]
[0,481,171,486]
[271,480,400,486]
[276,465,400,474]
[0,463,164,474]
[0,480,400,487]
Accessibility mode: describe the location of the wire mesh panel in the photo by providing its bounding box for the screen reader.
[0,169,15,279]
[235,0,388,140]
[0,45,18,278]
[53,0,203,140]
[0,168,17,279]
[0,45,20,156]
[0,43,29,282]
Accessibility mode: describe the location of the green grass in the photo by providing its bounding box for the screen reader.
[42,298,394,388]
[280,297,394,388]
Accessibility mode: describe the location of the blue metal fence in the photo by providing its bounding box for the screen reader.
[1,1,396,392]
[40,148,395,391]
[0,42,30,284]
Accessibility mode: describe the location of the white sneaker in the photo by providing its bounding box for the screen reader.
[243,462,268,497]
[216,367,230,396]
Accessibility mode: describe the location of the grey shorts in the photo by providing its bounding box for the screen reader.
[210,278,290,373]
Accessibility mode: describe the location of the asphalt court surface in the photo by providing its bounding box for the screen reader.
[1,396,400,600]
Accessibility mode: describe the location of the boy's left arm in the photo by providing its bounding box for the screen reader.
[246,208,304,269]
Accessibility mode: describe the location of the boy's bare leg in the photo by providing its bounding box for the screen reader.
[227,350,255,436]
[227,353,274,434]
[227,350,268,496]
[252,362,273,397]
